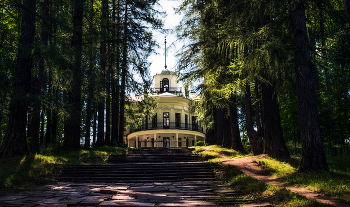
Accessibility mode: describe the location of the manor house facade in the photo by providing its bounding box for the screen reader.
[123,70,206,148]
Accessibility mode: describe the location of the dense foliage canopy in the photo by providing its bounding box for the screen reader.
[0,0,163,157]
[175,0,350,171]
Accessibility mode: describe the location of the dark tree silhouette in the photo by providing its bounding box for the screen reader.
[289,1,329,171]
[0,0,36,158]
[63,0,83,151]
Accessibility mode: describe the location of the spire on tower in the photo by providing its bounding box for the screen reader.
[164,37,167,70]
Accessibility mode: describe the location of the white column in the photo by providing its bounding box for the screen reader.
[195,135,197,145]
[136,136,139,148]
[127,137,130,148]
[170,107,175,126]
[154,133,157,147]
[176,133,179,147]
[181,109,185,128]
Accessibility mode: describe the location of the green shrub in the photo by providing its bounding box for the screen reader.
[195,141,207,146]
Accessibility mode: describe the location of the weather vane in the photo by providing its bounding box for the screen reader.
[164,36,167,70]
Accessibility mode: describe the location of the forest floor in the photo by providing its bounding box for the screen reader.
[203,146,348,207]
[1,146,349,206]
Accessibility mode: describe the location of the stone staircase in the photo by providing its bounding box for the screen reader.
[4,148,265,206]
[58,148,215,183]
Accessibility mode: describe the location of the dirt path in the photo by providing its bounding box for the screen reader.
[208,148,347,207]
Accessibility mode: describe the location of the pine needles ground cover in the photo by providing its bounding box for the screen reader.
[216,164,331,207]
[195,145,348,206]
[0,146,126,193]
[255,151,350,205]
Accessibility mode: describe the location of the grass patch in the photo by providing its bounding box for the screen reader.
[280,171,350,205]
[196,145,344,206]
[251,156,350,205]
[192,145,246,162]
[253,158,297,178]
[192,147,222,162]
[214,164,332,206]
[0,145,126,193]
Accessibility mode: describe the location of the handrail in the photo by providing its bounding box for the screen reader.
[151,87,183,93]
[127,122,203,134]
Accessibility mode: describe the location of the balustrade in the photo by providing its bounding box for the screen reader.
[128,122,203,134]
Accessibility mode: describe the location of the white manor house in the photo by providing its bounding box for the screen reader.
[123,69,206,148]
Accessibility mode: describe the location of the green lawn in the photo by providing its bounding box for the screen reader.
[0,146,126,192]
[193,145,350,206]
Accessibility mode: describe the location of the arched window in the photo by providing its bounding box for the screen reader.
[161,78,169,92]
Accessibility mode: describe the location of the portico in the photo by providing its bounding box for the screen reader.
[125,129,205,148]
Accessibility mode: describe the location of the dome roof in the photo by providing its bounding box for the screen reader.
[159,69,176,75]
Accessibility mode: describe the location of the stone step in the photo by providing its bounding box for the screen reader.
[107,155,199,163]
[58,176,215,183]
[60,169,214,174]
[62,164,213,169]
[58,174,215,179]
[108,158,199,162]
[60,173,214,178]
[64,162,211,167]
[58,148,215,183]
[127,147,194,155]
[61,168,213,173]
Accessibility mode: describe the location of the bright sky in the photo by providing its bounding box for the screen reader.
[149,0,183,79]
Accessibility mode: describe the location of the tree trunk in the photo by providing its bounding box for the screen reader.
[105,0,111,146]
[215,108,224,146]
[28,77,40,153]
[206,128,214,145]
[38,0,49,147]
[229,95,244,151]
[222,108,231,148]
[119,1,128,144]
[93,102,97,145]
[96,0,109,147]
[97,101,105,146]
[289,1,329,171]
[50,86,59,143]
[105,58,111,146]
[40,110,45,144]
[110,0,116,147]
[245,83,263,155]
[28,0,49,152]
[45,70,52,144]
[46,0,53,145]
[85,0,94,149]
[261,82,290,158]
[85,92,92,149]
[345,0,350,30]
[254,83,261,128]
[113,0,123,143]
[63,0,83,151]
[51,106,58,143]
[0,0,36,158]
[210,106,218,145]
[111,55,120,145]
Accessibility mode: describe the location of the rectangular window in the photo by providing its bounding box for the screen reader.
[192,116,198,130]
[175,113,181,128]
[185,114,188,129]
[152,113,157,128]
[163,112,169,129]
